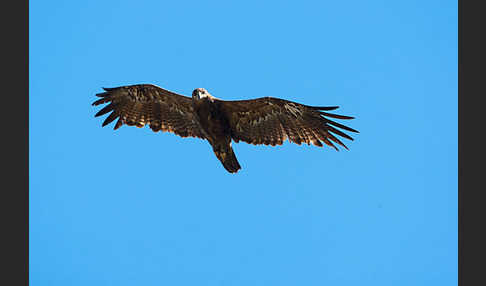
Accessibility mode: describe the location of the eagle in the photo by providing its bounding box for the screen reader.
[92,84,358,173]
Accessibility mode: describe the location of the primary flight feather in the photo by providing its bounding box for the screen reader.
[92,84,359,173]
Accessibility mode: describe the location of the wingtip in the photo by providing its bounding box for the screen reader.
[102,87,120,92]
[113,118,123,130]
[314,106,339,111]
[320,111,355,120]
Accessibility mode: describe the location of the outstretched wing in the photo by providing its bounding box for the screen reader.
[92,84,205,139]
[220,97,359,150]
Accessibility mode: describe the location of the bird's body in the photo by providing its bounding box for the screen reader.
[93,84,358,173]
[191,89,241,172]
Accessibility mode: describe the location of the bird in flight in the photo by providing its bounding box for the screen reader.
[92,84,359,173]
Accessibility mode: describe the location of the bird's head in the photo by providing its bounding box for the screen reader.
[192,88,214,100]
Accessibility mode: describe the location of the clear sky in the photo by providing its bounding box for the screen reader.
[30,1,457,285]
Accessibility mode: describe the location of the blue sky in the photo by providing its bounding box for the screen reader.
[30,1,457,285]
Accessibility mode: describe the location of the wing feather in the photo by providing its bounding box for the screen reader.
[92,84,205,139]
[221,97,358,150]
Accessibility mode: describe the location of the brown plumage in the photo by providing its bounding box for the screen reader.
[92,84,359,173]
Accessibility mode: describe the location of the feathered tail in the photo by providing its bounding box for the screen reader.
[213,144,241,173]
